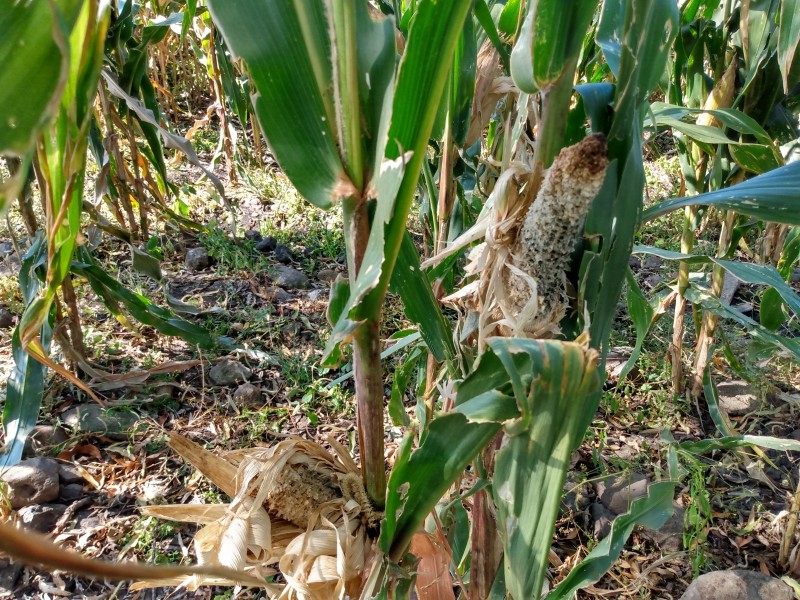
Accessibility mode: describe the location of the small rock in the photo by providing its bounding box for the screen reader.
[307,288,327,301]
[336,253,346,264]
[244,229,262,242]
[264,286,294,303]
[75,510,102,530]
[17,503,67,533]
[791,268,800,284]
[317,269,338,284]
[233,383,262,406]
[720,276,740,305]
[272,265,309,290]
[590,502,615,538]
[0,241,13,258]
[61,405,138,440]
[59,483,84,502]
[642,501,684,552]
[644,255,663,270]
[717,380,760,416]
[596,472,649,515]
[274,243,294,264]
[302,246,317,258]
[680,570,793,600]
[1,457,60,509]
[185,247,210,271]
[0,307,14,328]
[644,273,665,289]
[256,236,277,253]
[208,359,252,386]
[628,256,642,270]
[0,558,22,595]
[23,424,68,458]
[58,463,84,484]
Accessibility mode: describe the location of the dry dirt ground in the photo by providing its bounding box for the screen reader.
[0,157,799,599]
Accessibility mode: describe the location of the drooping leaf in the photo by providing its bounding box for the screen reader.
[685,284,800,360]
[71,248,214,348]
[510,0,598,93]
[643,162,800,225]
[618,269,655,384]
[490,338,601,600]
[0,235,52,468]
[547,482,675,599]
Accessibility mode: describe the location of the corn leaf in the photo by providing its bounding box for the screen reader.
[0,0,83,157]
[778,0,800,93]
[547,482,675,600]
[489,339,600,600]
[685,284,800,360]
[643,162,800,225]
[71,248,214,348]
[618,269,655,384]
[0,236,52,467]
[390,232,455,362]
[510,0,598,93]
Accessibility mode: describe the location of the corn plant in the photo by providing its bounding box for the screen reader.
[185,1,682,598]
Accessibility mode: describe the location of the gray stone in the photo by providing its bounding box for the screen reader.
[256,236,277,253]
[17,503,67,533]
[680,570,793,600]
[317,269,338,284]
[244,229,262,242]
[59,483,84,502]
[596,472,649,515]
[0,241,13,258]
[0,558,22,595]
[274,243,294,264]
[209,359,252,386]
[23,424,68,458]
[791,268,800,284]
[644,255,664,270]
[0,307,13,328]
[62,404,138,439]
[233,383,262,406]
[307,288,327,302]
[265,286,294,303]
[185,247,210,271]
[273,265,309,290]
[58,463,84,484]
[590,502,614,538]
[642,501,685,552]
[717,381,760,416]
[1,457,60,509]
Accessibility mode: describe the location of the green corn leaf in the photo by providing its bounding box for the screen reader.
[325,0,471,362]
[0,0,83,157]
[381,415,504,561]
[71,248,214,348]
[510,0,598,93]
[685,284,800,360]
[204,0,339,208]
[778,0,800,93]
[547,482,675,600]
[489,339,601,600]
[0,235,52,468]
[633,245,800,319]
[643,162,800,225]
[389,232,455,362]
[582,0,678,361]
[618,269,655,384]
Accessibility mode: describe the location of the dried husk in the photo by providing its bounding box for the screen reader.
[441,133,608,343]
[134,434,375,600]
